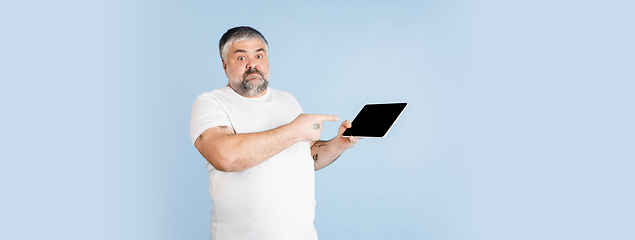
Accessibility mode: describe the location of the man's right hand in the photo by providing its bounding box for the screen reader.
[290,114,339,142]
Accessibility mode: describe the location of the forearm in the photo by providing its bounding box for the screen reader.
[202,124,299,172]
[196,113,338,172]
[311,139,347,170]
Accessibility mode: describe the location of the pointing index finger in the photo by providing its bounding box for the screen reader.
[317,114,339,122]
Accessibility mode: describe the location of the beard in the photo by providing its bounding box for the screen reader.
[228,68,269,97]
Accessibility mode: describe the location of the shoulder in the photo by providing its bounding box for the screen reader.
[267,87,298,101]
[192,87,234,113]
[194,87,237,104]
[196,86,232,99]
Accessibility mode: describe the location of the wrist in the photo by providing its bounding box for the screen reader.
[282,122,302,143]
[337,136,354,151]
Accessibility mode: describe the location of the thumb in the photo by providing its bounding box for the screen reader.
[337,120,352,136]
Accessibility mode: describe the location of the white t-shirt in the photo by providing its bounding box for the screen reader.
[189,86,318,240]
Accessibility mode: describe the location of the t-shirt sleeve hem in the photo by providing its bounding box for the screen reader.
[190,122,231,146]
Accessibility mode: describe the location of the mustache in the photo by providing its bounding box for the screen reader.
[242,68,264,79]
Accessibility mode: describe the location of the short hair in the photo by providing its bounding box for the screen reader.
[219,26,269,60]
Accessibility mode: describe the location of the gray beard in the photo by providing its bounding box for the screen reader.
[231,77,268,97]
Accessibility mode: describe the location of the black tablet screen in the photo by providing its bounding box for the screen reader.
[342,103,407,138]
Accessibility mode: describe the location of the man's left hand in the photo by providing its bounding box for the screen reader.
[335,120,359,150]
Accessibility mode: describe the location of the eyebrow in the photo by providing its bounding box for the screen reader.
[233,48,266,54]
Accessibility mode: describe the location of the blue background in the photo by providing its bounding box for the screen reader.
[1,0,633,239]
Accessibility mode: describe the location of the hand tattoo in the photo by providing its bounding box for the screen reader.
[311,123,320,131]
[219,126,228,130]
[312,154,318,162]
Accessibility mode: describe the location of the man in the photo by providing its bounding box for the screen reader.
[189,26,359,240]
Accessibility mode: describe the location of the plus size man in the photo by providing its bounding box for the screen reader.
[189,26,359,240]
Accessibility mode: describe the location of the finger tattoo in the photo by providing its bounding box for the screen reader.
[311,123,320,131]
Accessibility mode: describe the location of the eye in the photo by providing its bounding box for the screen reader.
[256,54,263,59]
[238,56,245,61]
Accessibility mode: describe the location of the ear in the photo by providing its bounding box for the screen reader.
[222,58,227,70]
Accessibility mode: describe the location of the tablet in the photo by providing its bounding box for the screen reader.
[342,103,407,138]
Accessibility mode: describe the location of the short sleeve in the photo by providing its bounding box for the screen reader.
[189,93,232,145]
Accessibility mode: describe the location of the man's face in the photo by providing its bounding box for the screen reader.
[223,38,270,97]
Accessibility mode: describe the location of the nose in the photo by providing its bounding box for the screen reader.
[246,60,258,70]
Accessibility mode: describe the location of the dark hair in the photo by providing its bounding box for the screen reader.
[219,26,269,60]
